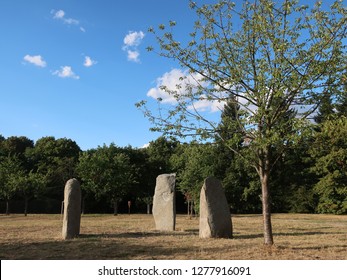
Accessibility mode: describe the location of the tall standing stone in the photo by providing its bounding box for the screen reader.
[62,178,81,239]
[199,177,232,238]
[152,174,176,231]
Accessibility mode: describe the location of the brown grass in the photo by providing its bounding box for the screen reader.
[0,213,346,260]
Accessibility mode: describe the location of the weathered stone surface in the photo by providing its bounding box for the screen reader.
[199,177,232,238]
[152,174,176,231]
[62,178,81,239]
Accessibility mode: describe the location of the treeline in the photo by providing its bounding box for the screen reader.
[0,134,184,215]
[1,94,347,215]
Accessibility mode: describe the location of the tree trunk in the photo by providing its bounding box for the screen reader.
[190,201,194,218]
[81,196,85,215]
[147,203,151,214]
[61,201,64,217]
[6,200,10,215]
[260,160,274,245]
[113,201,118,216]
[187,200,194,219]
[24,197,29,217]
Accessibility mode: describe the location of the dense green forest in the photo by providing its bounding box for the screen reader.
[1,93,346,215]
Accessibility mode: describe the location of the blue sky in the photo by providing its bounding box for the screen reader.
[0,0,219,150]
[0,0,343,150]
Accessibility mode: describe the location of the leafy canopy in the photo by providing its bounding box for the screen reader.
[138,0,347,173]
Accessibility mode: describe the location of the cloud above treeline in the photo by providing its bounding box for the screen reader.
[122,31,145,63]
[51,9,85,32]
[147,68,226,113]
[23,55,47,67]
[52,66,80,79]
[22,10,100,80]
[23,54,98,79]
[84,56,97,67]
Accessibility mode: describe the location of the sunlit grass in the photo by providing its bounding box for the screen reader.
[0,213,346,259]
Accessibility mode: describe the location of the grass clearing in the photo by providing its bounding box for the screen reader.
[0,213,346,260]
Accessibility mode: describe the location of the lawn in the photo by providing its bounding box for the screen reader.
[0,213,346,259]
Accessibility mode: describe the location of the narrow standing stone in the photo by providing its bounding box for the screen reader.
[152,174,176,231]
[199,177,232,238]
[62,178,81,239]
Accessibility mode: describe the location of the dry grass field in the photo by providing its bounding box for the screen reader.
[0,213,346,260]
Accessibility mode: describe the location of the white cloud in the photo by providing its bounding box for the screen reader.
[126,50,140,63]
[122,31,145,63]
[53,9,65,19]
[123,31,145,47]
[53,66,80,79]
[52,9,85,31]
[23,55,47,67]
[83,56,97,67]
[64,18,79,25]
[147,68,186,104]
[141,143,150,149]
[147,68,226,113]
[52,9,79,25]
[187,95,226,113]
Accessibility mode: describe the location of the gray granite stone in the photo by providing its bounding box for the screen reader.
[199,177,232,238]
[62,178,81,239]
[152,174,176,231]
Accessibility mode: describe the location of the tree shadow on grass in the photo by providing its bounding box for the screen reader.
[235,231,345,240]
[235,233,263,239]
[274,231,345,237]
[289,244,347,250]
[0,229,203,260]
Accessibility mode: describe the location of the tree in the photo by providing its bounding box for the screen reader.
[146,136,178,174]
[314,92,335,124]
[14,171,46,216]
[310,117,347,214]
[77,144,136,215]
[214,97,261,214]
[2,136,34,157]
[336,79,347,117]
[0,156,23,215]
[171,142,216,213]
[269,135,317,213]
[138,196,153,214]
[138,0,347,244]
[2,136,34,172]
[29,137,81,204]
[0,136,48,215]
[121,146,155,214]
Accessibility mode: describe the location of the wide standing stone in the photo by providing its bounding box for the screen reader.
[199,177,232,238]
[152,174,176,231]
[62,178,81,239]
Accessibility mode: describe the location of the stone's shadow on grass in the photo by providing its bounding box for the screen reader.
[0,230,201,259]
[89,229,326,241]
[182,229,199,233]
[0,236,197,260]
[79,230,196,239]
